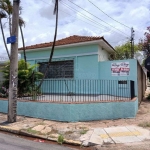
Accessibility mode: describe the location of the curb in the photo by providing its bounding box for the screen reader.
[0,125,19,134]
[0,125,82,146]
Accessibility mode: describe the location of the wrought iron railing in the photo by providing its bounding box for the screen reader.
[14,79,135,103]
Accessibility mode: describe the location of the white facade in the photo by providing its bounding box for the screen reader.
[98,46,109,61]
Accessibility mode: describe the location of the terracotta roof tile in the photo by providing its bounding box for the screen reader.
[18,35,103,51]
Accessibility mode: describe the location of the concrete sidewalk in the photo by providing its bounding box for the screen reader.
[83,126,150,146]
[0,113,150,147]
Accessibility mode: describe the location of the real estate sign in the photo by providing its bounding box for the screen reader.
[111,62,130,76]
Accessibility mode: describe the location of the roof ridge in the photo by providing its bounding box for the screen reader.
[18,35,103,51]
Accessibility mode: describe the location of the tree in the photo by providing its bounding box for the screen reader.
[0,10,10,59]
[0,0,13,35]
[37,0,59,89]
[111,42,139,60]
[0,59,43,97]
[19,16,27,67]
[139,26,150,57]
[0,0,26,62]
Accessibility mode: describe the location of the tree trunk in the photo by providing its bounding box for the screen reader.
[19,25,27,68]
[9,15,12,36]
[0,18,10,60]
[8,0,20,123]
[37,0,59,89]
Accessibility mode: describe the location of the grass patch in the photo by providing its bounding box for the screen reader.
[26,128,40,134]
[138,122,150,128]
[80,129,88,135]
[57,134,64,145]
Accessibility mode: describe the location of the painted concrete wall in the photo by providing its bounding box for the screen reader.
[76,55,98,79]
[21,44,98,60]
[98,46,109,61]
[21,44,99,80]
[21,44,100,94]
[98,59,138,96]
[20,46,138,98]
[0,99,138,122]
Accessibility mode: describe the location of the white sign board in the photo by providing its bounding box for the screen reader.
[111,62,130,76]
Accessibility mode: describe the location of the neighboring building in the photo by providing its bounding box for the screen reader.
[19,35,115,80]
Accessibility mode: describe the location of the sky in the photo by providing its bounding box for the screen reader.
[0,0,150,59]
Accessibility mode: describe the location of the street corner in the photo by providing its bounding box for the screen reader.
[89,128,114,146]
[82,126,150,146]
[80,129,94,146]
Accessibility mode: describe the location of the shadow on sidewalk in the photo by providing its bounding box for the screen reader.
[0,121,11,126]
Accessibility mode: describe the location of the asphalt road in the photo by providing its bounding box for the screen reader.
[0,132,76,150]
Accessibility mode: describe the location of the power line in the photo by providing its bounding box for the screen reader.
[59,4,130,39]
[60,2,108,31]
[68,0,130,37]
[40,0,51,5]
[39,0,109,32]
[61,1,129,38]
[39,0,129,40]
[40,0,108,31]
[87,0,131,29]
[109,38,130,44]
[59,9,106,32]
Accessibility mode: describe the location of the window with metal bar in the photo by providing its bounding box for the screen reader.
[39,60,74,78]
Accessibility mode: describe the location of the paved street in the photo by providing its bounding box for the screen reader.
[0,132,75,150]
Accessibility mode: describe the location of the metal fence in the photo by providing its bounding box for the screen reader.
[13,79,135,103]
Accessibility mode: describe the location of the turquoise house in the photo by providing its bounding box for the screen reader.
[0,35,145,122]
[18,35,138,98]
[19,35,115,80]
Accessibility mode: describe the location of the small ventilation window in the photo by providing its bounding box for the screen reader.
[118,80,127,84]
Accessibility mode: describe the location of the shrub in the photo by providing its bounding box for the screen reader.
[0,59,43,97]
[57,134,64,145]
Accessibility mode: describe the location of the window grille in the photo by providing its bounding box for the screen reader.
[39,60,74,78]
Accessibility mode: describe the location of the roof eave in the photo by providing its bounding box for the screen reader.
[19,38,115,53]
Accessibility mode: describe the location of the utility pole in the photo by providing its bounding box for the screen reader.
[130,27,135,58]
[8,0,20,123]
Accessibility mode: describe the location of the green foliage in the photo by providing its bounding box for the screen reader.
[80,129,88,134]
[57,134,64,145]
[0,59,43,97]
[138,27,150,57]
[26,128,40,135]
[111,42,139,60]
[0,81,8,98]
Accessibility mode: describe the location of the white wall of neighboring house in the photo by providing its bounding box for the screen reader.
[98,46,109,61]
